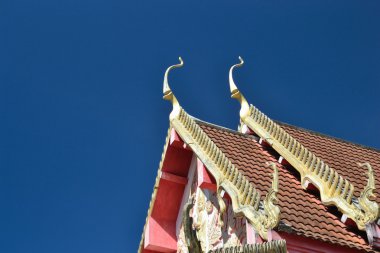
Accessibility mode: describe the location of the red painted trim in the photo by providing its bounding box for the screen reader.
[197,159,217,191]
[144,217,177,252]
[170,128,184,148]
[161,145,193,177]
[170,129,191,151]
[143,139,194,252]
[161,172,187,185]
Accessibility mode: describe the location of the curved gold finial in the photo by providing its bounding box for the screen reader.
[163,57,184,120]
[229,56,250,119]
[357,162,379,223]
[163,57,183,98]
[263,162,280,229]
[229,56,244,94]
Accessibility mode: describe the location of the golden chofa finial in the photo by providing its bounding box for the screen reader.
[229,56,250,119]
[357,162,379,223]
[163,57,184,120]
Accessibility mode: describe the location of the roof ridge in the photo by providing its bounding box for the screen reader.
[226,59,379,235]
[243,104,379,230]
[173,108,280,239]
[160,58,281,240]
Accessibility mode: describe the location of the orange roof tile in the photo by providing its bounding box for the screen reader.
[198,120,380,252]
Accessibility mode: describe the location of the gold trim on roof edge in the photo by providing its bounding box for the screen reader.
[229,57,379,231]
[164,58,281,239]
[210,239,287,253]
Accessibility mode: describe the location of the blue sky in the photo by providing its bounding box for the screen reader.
[1,1,380,252]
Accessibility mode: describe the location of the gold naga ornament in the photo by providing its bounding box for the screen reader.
[228,56,379,230]
[163,57,281,240]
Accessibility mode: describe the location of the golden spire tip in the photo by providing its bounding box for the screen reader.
[229,56,244,95]
[163,57,184,100]
[228,56,250,119]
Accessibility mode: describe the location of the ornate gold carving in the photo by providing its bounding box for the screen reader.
[192,189,223,252]
[228,57,379,230]
[358,163,380,224]
[191,189,247,252]
[262,162,280,230]
[210,240,287,253]
[163,58,281,239]
[221,198,246,248]
[177,226,188,253]
[163,57,183,120]
[217,188,226,227]
[173,108,280,239]
[229,56,250,119]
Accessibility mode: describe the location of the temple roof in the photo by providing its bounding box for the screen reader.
[198,119,380,252]
[139,57,380,252]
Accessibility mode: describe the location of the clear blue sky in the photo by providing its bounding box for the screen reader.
[1,1,379,252]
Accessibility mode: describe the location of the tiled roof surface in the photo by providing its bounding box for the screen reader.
[198,121,380,252]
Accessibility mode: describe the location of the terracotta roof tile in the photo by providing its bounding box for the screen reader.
[198,121,380,252]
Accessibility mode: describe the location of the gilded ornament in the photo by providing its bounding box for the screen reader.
[162,58,281,240]
[228,56,379,230]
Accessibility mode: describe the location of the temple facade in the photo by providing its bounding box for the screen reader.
[138,57,380,253]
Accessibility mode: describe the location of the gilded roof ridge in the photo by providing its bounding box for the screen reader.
[163,58,281,239]
[174,108,280,239]
[228,56,379,231]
